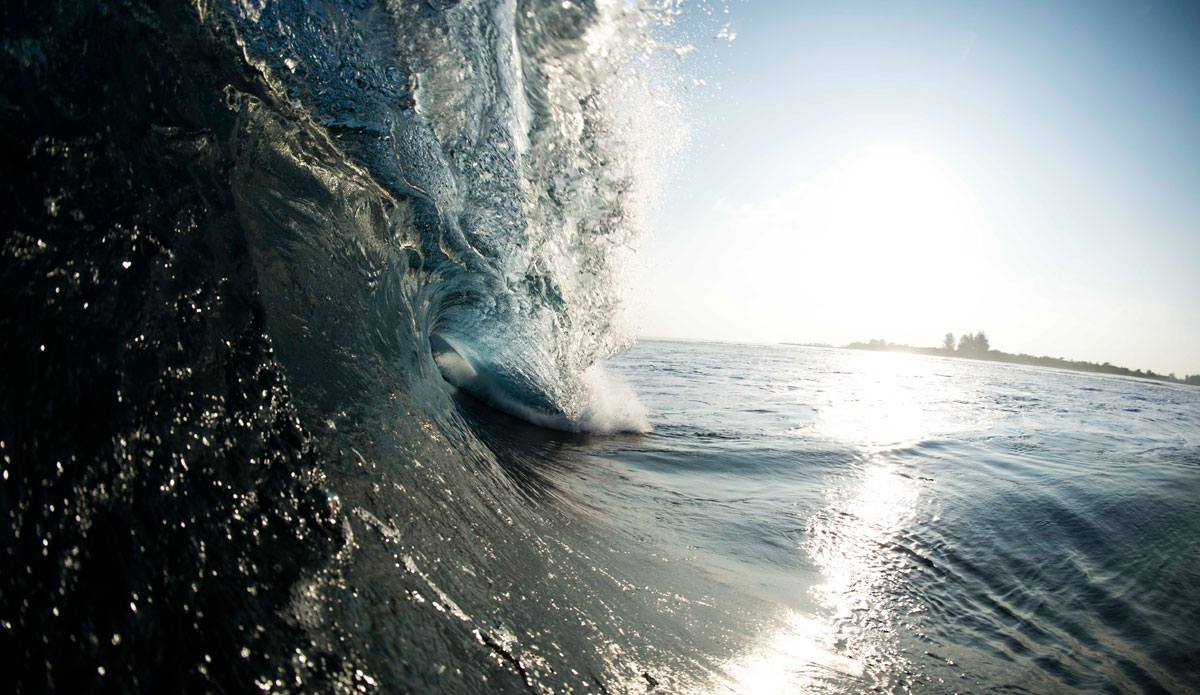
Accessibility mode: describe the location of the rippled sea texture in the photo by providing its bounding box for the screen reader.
[591,341,1200,694]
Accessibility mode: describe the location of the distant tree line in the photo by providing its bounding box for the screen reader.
[944,332,989,354]
[845,332,1200,386]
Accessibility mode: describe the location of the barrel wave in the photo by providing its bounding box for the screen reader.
[1,0,691,693]
[227,0,657,427]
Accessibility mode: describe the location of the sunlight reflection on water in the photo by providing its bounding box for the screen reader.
[807,354,939,687]
[806,464,924,681]
[817,352,960,450]
[716,610,862,693]
[715,463,925,693]
[719,352,949,692]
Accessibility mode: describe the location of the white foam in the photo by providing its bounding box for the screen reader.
[575,364,651,434]
[463,366,651,435]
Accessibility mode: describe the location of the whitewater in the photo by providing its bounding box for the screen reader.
[3,1,1199,693]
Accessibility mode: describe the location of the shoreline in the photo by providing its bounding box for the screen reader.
[841,342,1199,386]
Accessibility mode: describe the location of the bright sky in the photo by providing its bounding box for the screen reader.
[634,0,1200,377]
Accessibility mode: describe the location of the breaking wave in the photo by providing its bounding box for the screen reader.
[1,1,700,692]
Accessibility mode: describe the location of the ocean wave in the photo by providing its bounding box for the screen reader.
[1,0,694,692]
[224,0,678,424]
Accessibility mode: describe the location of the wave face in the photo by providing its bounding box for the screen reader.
[224,0,660,425]
[1,1,693,693]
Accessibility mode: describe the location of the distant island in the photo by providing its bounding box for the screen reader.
[842,331,1200,386]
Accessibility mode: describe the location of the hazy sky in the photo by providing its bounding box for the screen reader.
[634,0,1200,376]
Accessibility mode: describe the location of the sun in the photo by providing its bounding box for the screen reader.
[644,137,992,346]
[826,140,980,263]
[809,139,990,333]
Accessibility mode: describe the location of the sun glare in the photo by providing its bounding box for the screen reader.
[683,137,992,346]
[817,350,947,450]
[823,140,984,296]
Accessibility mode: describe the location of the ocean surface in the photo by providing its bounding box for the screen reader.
[3,0,1200,693]
[598,341,1200,693]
